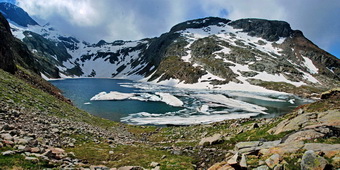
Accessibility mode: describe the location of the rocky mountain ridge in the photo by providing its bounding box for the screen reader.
[0,3,339,169]
[1,3,339,96]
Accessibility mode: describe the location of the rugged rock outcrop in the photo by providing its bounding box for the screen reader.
[0,2,39,27]
[228,18,294,41]
[0,12,16,73]
[2,3,339,96]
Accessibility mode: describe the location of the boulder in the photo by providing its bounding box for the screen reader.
[150,162,160,167]
[198,134,223,146]
[2,150,15,156]
[1,133,13,141]
[264,141,304,156]
[25,156,39,163]
[303,143,340,158]
[273,164,284,170]
[253,165,269,170]
[235,140,281,154]
[17,138,29,145]
[269,110,340,135]
[1,124,15,130]
[90,165,110,170]
[283,129,325,143]
[30,147,41,153]
[227,152,239,165]
[118,166,144,170]
[301,150,328,170]
[207,161,235,170]
[265,154,282,169]
[240,154,247,168]
[45,147,66,159]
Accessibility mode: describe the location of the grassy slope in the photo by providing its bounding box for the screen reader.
[0,67,118,128]
[0,68,195,169]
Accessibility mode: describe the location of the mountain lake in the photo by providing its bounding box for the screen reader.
[50,78,312,126]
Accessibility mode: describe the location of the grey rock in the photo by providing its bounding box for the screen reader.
[2,150,15,156]
[17,138,29,145]
[240,154,247,168]
[118,166,144,170]
[260,141,304,156]
[152,166,160,170]
[301,150,328,170]
[273,164,284,170]
[227,152,239,165]
[1,133,13,140]
[303,143,340,158]
[68,143,75,147]
[89,165,110,170]
[253,165,269,170]
[2,124,15,130]
[198,133,223,146]
[150,162,160,167]
[51,128,59,133]
[269,110,340,135]
[235,141,260,150]
[283,129,325,143]
[265,154,282,169]
[25,156,39,163]
[17,145,26,150]
[236,140,281,154]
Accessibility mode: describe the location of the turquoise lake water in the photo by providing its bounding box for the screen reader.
[50,78,311,125]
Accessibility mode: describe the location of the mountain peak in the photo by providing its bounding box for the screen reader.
[0,2,39,27]
[228,18,294,41]
[170,17,231,33]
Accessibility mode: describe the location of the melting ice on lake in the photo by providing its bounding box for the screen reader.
[88,81,311,126]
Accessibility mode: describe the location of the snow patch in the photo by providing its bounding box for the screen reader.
[302,56,318,74]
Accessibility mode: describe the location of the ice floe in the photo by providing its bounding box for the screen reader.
[121,112,260,125]
[193,93,268,114]
[90,91,183,107]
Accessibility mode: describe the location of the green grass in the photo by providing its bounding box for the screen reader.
[66,142,195,169]
[0,154,53,170]
[0,68,120,129]
[0,147,52,169]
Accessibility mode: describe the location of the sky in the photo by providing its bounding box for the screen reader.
[1,0,339,58]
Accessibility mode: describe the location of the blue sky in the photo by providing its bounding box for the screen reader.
[1,0,339,58]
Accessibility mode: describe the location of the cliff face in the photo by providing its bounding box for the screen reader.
[0,13,70,103]
[0,13,17,73]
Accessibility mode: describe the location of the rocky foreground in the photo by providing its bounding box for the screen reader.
[1,66,339,170]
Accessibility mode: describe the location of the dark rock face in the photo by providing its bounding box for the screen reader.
[0,2,39,27]
[0,13,17,73]
[170,17,231,33]
[320,88,340,100]
[0,13,38,74]
[23,31,72,63]
[148,56,206,84]
[282,31,340,81]
[229,18,294,41]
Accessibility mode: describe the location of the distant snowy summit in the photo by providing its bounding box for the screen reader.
[1,3,339,95]
[0,2,39,27]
